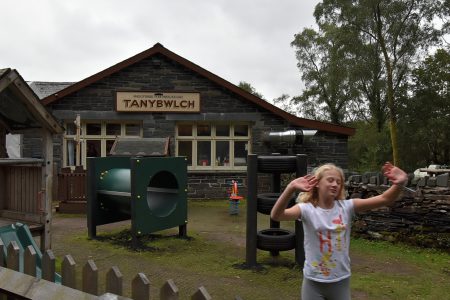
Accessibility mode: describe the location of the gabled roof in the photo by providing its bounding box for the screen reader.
[41,43,355,136]
[0,68,63,134]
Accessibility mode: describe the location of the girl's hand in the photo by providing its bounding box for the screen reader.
[382,162,408,186]
[290,174,318,192]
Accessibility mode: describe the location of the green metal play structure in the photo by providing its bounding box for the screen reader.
[87,156,188,247]
[0,223,61,283]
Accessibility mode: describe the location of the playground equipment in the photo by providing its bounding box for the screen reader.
[246,154,308,267]
[87,156,188,247]
[228,180,244,215]
[0,222,61,282]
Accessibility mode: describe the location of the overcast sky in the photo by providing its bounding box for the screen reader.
[0,0,319,101]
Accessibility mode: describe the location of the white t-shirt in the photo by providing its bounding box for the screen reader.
[299,199,355,282]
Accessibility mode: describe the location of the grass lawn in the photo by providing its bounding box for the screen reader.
[52,200,450,299]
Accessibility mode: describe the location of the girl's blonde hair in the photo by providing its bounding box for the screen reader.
[298,163,346,206]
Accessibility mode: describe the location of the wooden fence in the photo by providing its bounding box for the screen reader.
[57,166,87,213]
[0,240,231,300]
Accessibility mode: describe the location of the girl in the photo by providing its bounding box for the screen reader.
[270,162,408,300]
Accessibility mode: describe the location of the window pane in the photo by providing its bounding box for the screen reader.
[86,140,101,157]
[66,122,76,135]
[178,124,193,136]
[66,140,76,166]
[106,140,115,156]
[197,124,211,136]
[178,141,192,166]
[106,124,121,136]
[86,123,101,135]
[216,124,230,137]
[234,141,248,166]
[216,141,230,166]
[197,141,211,166]
[234,124,248,137]
[125,124,140,136]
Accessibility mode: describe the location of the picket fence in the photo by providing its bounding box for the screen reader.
[0,240,236,300]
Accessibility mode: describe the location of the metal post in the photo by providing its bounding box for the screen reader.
[245,154,258,267]
[270,172,281,229]
[296,154,307,177]
[269,170,281,257]
[87,157,97,239]
[295,154,307,265]
[295,219,305,265]
[130,159,138,249]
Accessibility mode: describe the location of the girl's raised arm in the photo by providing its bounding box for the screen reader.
[271,175,317,221]
[353,162,408,213]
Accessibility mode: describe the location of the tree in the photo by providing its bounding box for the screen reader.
[348,37,389,132]
[291,25,360,124]
[314,0,447,165]
[238,81,264,99]
[398,48,450,168]
[272,94,298,115]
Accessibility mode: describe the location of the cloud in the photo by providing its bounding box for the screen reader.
[0,0,318,101]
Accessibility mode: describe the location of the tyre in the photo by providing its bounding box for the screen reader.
[257,156,297,173]
[256,228,295,251]
[257,193,297,215]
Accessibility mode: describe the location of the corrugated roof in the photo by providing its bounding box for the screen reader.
[40,43,355,136]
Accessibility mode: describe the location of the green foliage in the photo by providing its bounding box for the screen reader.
[300,0,449,165]
[272,94,297,115]
[397,48,450,168]
[290,25,360,124]
[348,120,392,172]
[237,81,264,99]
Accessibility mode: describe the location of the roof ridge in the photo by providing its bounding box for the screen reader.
[39,43,355,136]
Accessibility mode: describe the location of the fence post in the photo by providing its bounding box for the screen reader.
[82,259,98,295]
[42,249,56,282]
[106,266,123,296]
[62,254,77,288]
[131,273,150,300]
[160,279,179,300]
[191,286,212,300]
[6,241,20,271]
[24,245,37,276]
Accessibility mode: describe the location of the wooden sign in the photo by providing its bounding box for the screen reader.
[116,91,200,113]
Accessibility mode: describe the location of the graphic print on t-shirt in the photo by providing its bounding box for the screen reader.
[332,213,346,251]
[312,231,336,276]
[311,212,346,277]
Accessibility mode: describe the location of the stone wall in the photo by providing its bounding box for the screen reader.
[347,174,450,250]
[187,173,273,200]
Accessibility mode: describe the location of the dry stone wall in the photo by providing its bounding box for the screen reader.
[347,172,450,250]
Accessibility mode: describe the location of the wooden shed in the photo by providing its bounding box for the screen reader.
[0,68,63,250]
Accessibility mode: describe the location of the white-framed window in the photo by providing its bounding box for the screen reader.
[176,122,250,171]
[63,120,143,168]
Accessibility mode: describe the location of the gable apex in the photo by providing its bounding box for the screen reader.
[41,43,355,136]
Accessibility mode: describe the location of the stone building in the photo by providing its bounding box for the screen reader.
[26,43,354,199]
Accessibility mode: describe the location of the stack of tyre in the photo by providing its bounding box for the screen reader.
[256,156,298,255]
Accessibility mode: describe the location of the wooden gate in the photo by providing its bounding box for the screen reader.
[57,166,87,213]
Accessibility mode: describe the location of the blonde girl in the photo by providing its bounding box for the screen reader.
[271,162,407,300]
